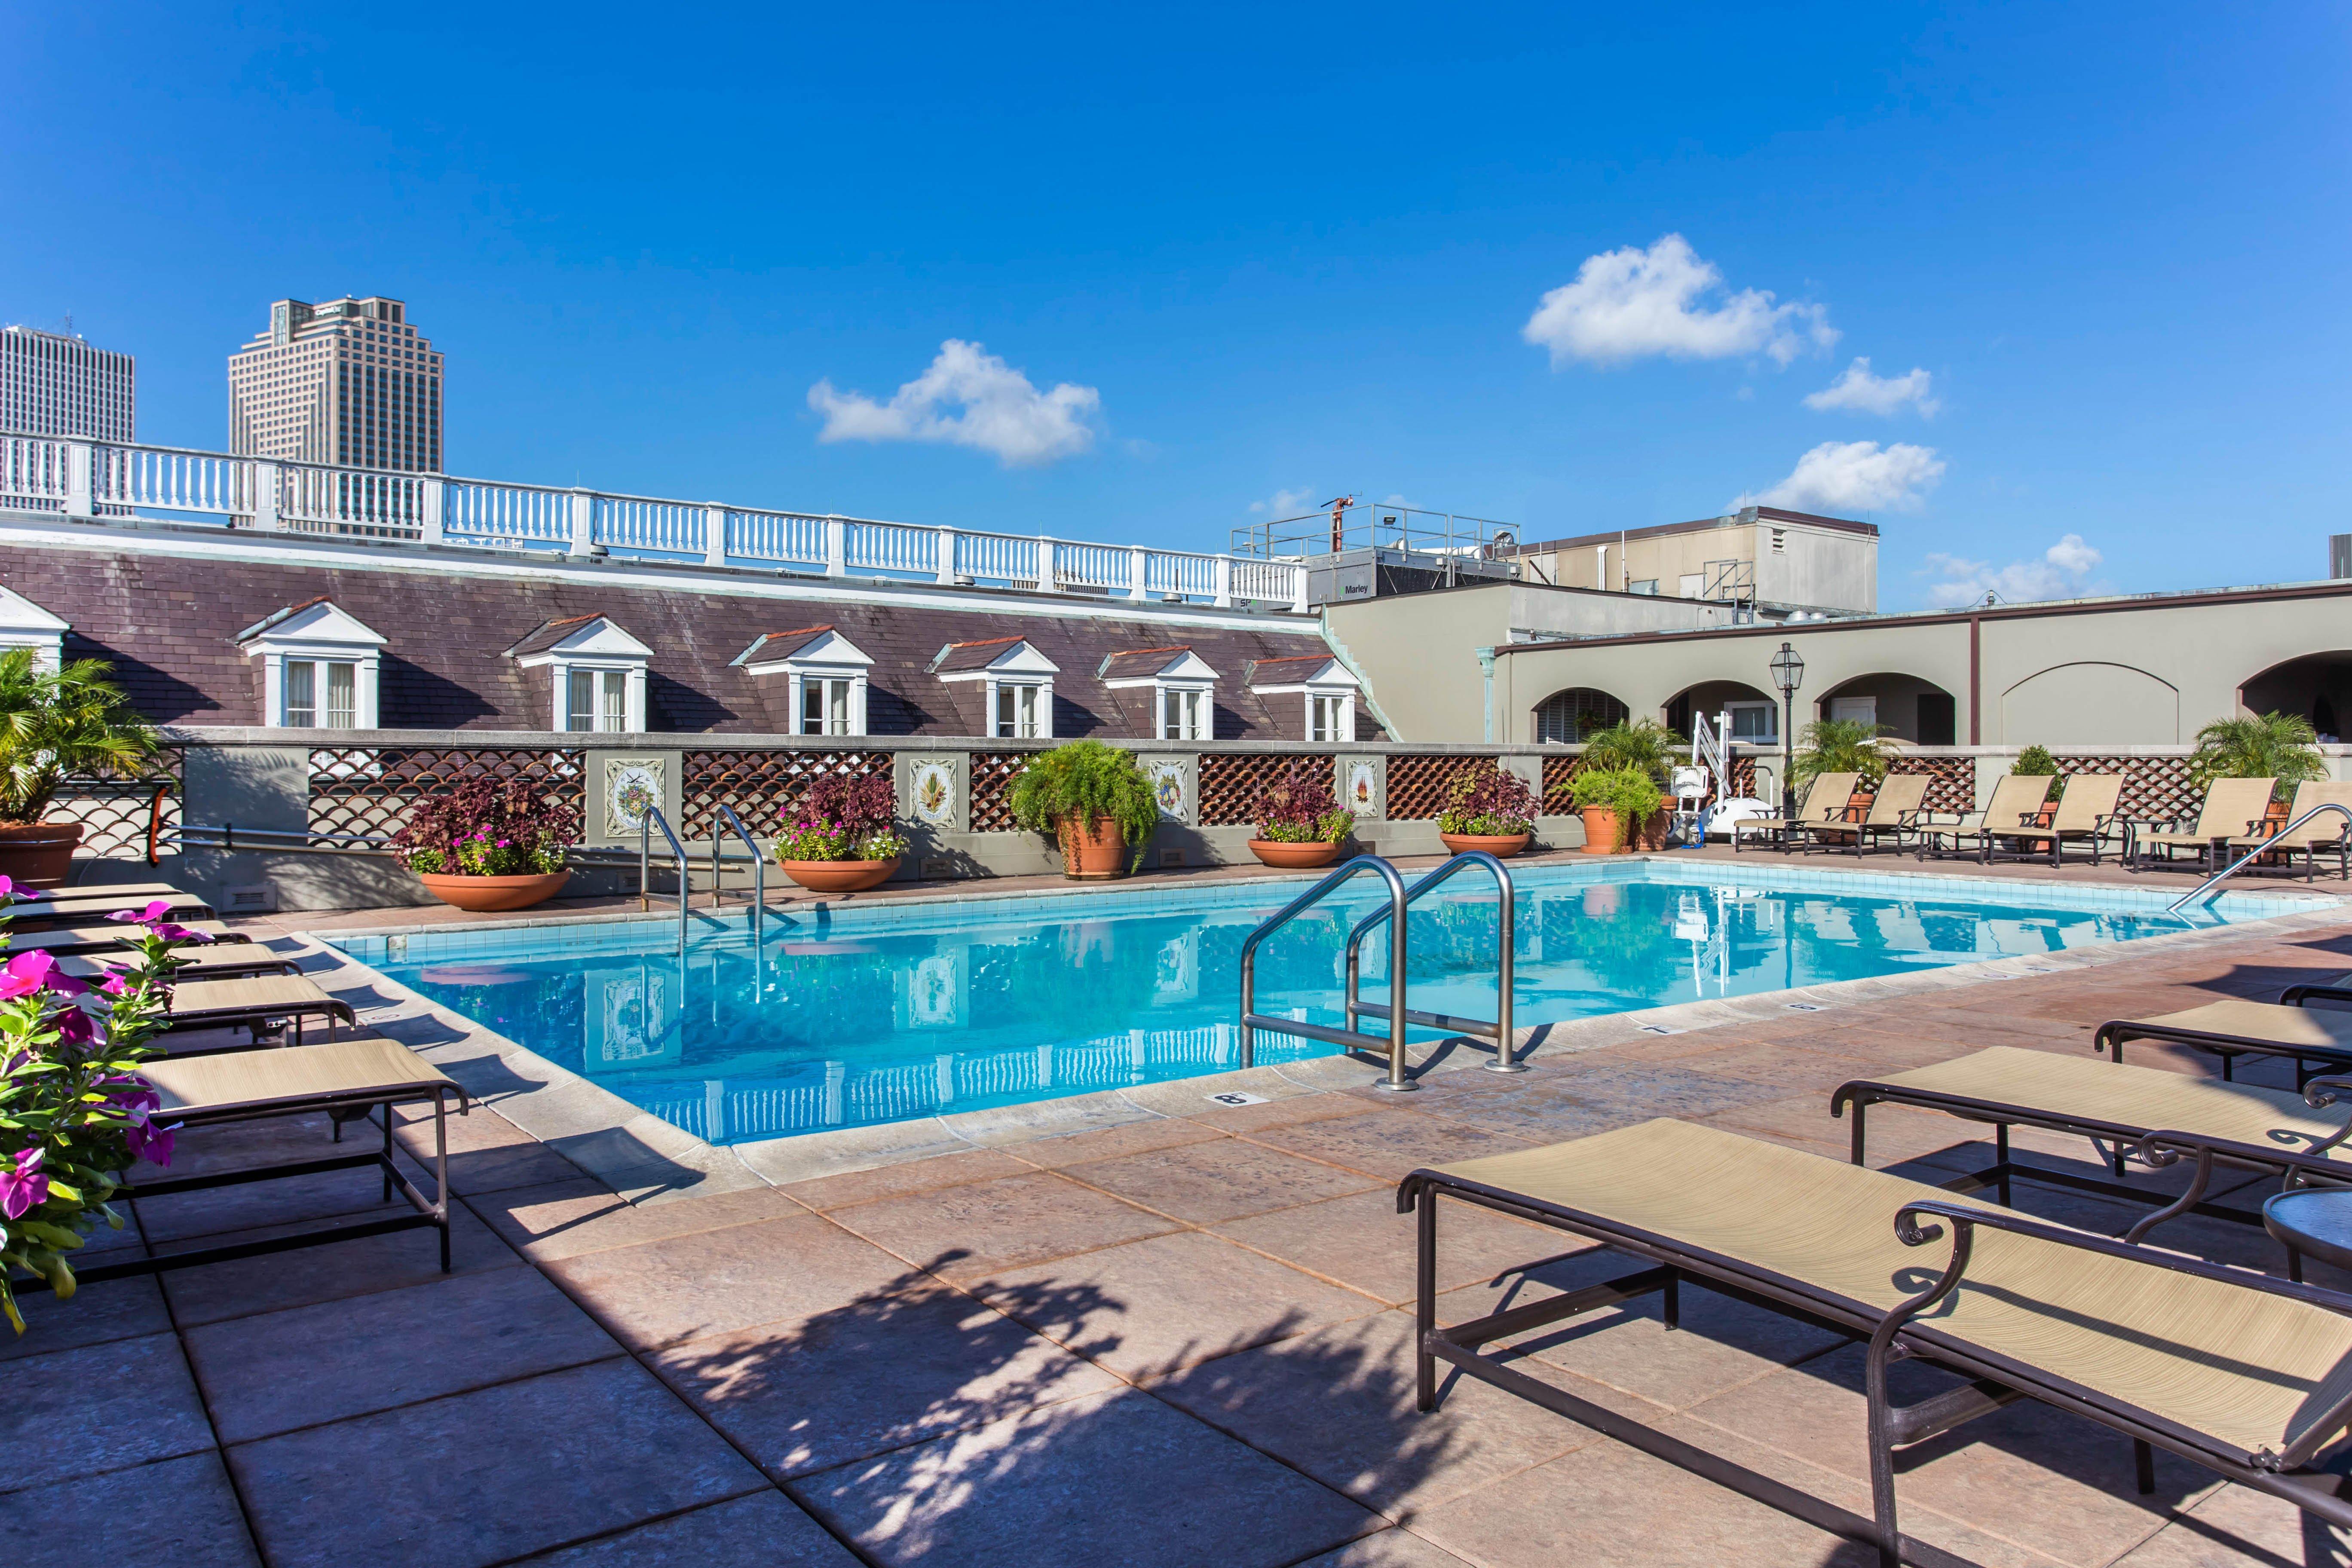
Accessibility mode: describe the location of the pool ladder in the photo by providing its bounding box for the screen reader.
[1237,851,1519,1092]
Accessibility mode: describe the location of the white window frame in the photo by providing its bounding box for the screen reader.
[237,600,386,731]
[1307,691,1354,743]
[988,678,1052,739]
[1101,649,1218,743]
[509,616,653,735]
[1160,686,1209,741]
[1726,699,1778,745]
[934,640,1060,741]
[1250,656,1361,745]
[737,628,875,738]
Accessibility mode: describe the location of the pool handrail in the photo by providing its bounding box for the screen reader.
[709,802,767,940]
[2166,801,2352,913]
[1342,850,1523,1073]
[638,804,691,951]
[1238,853,1417,1091]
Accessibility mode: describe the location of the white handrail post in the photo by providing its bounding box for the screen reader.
[1037,537,1057,594]
[569,489,594,557]
[1288,560,1308,615]
[703,504,726,568]
[824,516,847,576]
[935,526,958,584]
[1128,546,1148,603]
[252,463,283,531]
[1213,556,1233,608]
[64,441,93,521]
[419,475,444,544]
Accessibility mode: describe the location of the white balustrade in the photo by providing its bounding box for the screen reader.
[1144,550,1219,600]
[844,520,937,576]
[593,495,706,556]
[956,530,1040,588]
[1053,541,1127,592]
[442,480,573,546]
[728,509,826,566]
[0,436,68,509]
[97,444,252,517]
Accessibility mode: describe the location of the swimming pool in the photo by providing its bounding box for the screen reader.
[333,862,2321,1147]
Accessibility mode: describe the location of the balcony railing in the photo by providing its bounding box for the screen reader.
[0,431,1310,613]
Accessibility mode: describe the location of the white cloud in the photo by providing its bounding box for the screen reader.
[1249,485,1318,516]
[808,340,1101,466]
[1522,234,1838,368]
[1736,440,1946,515]
[1923,535,2104,607]
[1803,356,1939,417]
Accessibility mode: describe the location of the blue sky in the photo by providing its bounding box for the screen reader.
[5,3,2345,607]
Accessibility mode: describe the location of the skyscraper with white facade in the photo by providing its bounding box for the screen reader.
[228,297,442,472]
[1,324,135,441]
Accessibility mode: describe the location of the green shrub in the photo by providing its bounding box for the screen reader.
[0,652,159,826]
[1568,766,1664,847]
[2011,745,2059,777]
[1579,718,1683,786]
[1436,762,1538,836]
[1008,741,1162,870]
[1792,717,1898,788]
[2188,712,2327,796]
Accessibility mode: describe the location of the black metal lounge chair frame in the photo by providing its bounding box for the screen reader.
[14,1072,468,1291]
[1399,1167,2352,1568]
[2099,985,2352,1086]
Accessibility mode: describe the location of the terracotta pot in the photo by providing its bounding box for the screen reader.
[0,820,86,889]
[418,869,573,913]
[1577,808,1624,855]
[779,857,899,894]
[1442,830,1533,859]
[1057,816,1130,880]
[1636,808,1672,851]
[1248,838,1346,870]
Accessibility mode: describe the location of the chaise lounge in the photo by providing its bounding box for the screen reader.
[1733,771,1859,854]
[1911,772,2050,864]
[2129,776,2276,872]
[1801,772,1928,857]
[1983,772,2125,867]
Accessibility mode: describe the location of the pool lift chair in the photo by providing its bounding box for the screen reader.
[1238,850,1522,1089]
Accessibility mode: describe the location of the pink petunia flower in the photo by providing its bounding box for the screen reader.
[151,923,215,944]
[52,1007,98,1047]
[107,900,174,925]
[0,874,14,901]
[124,1115,178,1167]
[0,949,57,1001]
[0,1147,49,1219]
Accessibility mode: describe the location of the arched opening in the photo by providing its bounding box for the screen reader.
[2241,652,2352,741]
[1531,686,1630,743]
[1816,672,1959,745]
[1666,681,1776,746]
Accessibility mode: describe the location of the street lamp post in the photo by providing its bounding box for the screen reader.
[1769,642,1805,827]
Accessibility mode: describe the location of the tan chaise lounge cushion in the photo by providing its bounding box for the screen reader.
[2119,1001,2352,1055]
[1863,1045,2352,1163]
[144,1035,456,1117]
[1431,1117,2352,1459]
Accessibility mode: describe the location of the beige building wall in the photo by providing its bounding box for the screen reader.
[1526,511,1877,612]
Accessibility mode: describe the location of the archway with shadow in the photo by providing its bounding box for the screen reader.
[1530,686,1630,743]
[2242,651,2352,742]
[1664,680,1776,747]
[1815,671,1959,744]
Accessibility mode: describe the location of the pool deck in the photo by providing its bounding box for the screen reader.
[12,851,2352,1565]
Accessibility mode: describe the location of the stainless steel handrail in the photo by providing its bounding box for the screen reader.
[638,804,691,949]
[708,802,767,940]
[2166,802,2352,913]
[1238,855,1417,1091]
[1343,851,1522,1073]
[172,822,394,858]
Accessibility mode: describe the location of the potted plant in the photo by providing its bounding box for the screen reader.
[0,893,197,1332]
[1581,718,1682,849]
[1246,761,1354,869]
[775,772,906,893]
[392,778,580,912]
[0,652,159,889]
[1008,740,1160,880]
[2012,745,2061,826]
[1568,766,1664,855]
[1792,717,1900,844]
[1436,762,1540,858]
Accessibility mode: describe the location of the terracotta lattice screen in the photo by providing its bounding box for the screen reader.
[1884,756,1977,815]
[306,747,588,840]
[966,753,1032,833]
[1540,754,1585,814]
[52,747,184,861]
[682,749,892,839]
[1385,755,1496,820]
[1197,754,1323,827]
[2055,754,2199,821]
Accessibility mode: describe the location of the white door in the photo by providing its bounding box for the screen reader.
[1678,573,1706,598]
[1830,697,1877,728]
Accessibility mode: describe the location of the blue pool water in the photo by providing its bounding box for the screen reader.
[336,863,2318,1146]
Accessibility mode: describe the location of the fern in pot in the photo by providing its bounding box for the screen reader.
[1008,741,1161,879]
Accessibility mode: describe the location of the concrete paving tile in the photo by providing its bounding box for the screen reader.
[393,1122,586,1195]
[543,1211,912,1351]
[0,1450,260,1567]
[1214,1188,1589,1307]
[229,1358,768,1568]
[1684,1342,2213,1566]
[1293,1529,1480,1568]
[136,1108,346,1180]
[649,1284,1122,1479]
[1242,1107,1540,1181]
[159,1202,520,1327]
[1156,1308,1602,1519]
[823,1170,1183,1284]
[1186,1090,1385,1132]
[188,1265,622,1443]
[0,1274,173,1362]
[977,1229,1385,1381]
[729,1118,979,1186]
[1055,1136,1381,1223]
[1002,1114,1228,1169]
[133,1160,416,1244]
[775,1147,1036,1210]
[465,1175,803,1263]
[0,1332,214,1493]
[2112,1476,2352,1565]
[789,1385,1379,1568]
[515,1489,862,1565]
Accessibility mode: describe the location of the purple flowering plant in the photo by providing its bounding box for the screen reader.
[0,878,198,1333]
[775,772,906,863]
[392,778,579,878]
[1250,762,1354,845]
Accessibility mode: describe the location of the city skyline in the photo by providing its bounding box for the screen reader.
[0,322,134,443]
[228,295,442,473]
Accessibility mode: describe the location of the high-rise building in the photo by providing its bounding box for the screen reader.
[228,297,442,472]
[1,323,135,441]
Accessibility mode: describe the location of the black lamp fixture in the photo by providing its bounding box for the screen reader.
[1768,641,1805,824]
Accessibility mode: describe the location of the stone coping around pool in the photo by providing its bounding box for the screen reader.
[279,893,2352,1208]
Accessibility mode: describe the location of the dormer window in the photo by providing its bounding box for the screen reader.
[0,585,69,674]
[929,637,1059,741]
[1099,646,1219,741]
[506,614,652,734]
[236,598,388,730]
[734,626,874,737]
[1248,655,1361,744]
